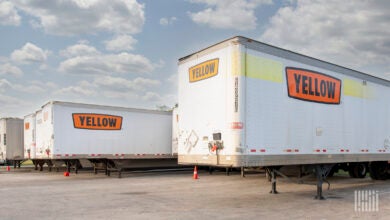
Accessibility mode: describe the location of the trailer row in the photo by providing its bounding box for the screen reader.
[1,36,390,199]
[1,101,179,177]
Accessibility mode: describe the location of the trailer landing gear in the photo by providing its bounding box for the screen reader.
[265,165,333,199]
[314,164,333,200]
[265,167,278,194]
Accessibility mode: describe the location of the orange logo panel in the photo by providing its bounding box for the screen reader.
[189,58,219,82]
[286,67,341,104]
[72,113,122,130]
[25,123,30,130]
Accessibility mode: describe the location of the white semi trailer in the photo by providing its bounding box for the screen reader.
[0,118,24,167]
[32,101,176,177]
[24,113,36,161]
[177,36,390,198]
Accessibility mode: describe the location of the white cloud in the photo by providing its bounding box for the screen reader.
[101,90,139,99]
[53,76,161,102]
[53,86,96,97]
[0,63,23,77]
[188,0,272,31]
[167,73,177,85]
[142,91,162,102]
[104,35,137,52]
[60,43,100,58]
[0,1,21,26]
[0,78,12,92]
[54,81,97,97]
[0,93,20,104]
[13,0,145,36]
[59,52,156,75]
[10,42,49,64]
[0,93,30,116]
[260,0,390,74]
[13,84,45,94]
[159,17,177,26]
[93,76,160,92]
[12,81,58,94]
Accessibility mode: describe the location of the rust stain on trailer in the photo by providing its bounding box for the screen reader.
[72,113,122,130]
[286,67,341,104]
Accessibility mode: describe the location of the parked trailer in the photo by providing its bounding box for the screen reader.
[177,36,390,198]
[32,101,176,177]
[0,118,24,167]
[24,113,36,161]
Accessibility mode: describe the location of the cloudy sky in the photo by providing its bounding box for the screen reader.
[0,0,389,117]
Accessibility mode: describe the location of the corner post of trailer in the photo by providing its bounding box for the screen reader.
[231,39,247,167]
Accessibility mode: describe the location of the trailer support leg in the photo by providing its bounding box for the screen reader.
[226,167,230,176]
[47,161,53,172]
[241,166,245,178]
[66,161,71,173]
[118,168,122,178]
[38,161,44,171]
[266,167,278,194]
[209,166,213,175]
[314,164,333,200]
[74,161,79,174]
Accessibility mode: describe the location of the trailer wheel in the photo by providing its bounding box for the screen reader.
[369,161,389,180]
[353,163,367,178]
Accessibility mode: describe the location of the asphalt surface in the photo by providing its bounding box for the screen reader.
[1,166,389,220]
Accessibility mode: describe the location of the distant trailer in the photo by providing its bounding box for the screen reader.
[0,118,24,167]
[32,101,176,177]
[24,113,36,161]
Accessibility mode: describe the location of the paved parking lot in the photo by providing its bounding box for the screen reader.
[1,166,390,220]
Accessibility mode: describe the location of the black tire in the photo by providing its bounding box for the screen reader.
[353,163,367,178]
[369,161,389,180]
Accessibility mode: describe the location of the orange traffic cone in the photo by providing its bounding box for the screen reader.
[63,171,70,177]
[193,166,198,179]
[6,166,10,171]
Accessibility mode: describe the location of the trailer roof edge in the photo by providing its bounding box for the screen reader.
[179,36,390,87]
[39,101,172,115]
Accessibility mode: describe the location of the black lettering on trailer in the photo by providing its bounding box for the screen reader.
[79,116,86,126]
[294,74,301,93]
[108,118,117,127]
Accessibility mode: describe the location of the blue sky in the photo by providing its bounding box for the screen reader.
[0,0,389,117]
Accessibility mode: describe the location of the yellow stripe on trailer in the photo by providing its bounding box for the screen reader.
[343,78,374,99]
[246,54,283,83]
